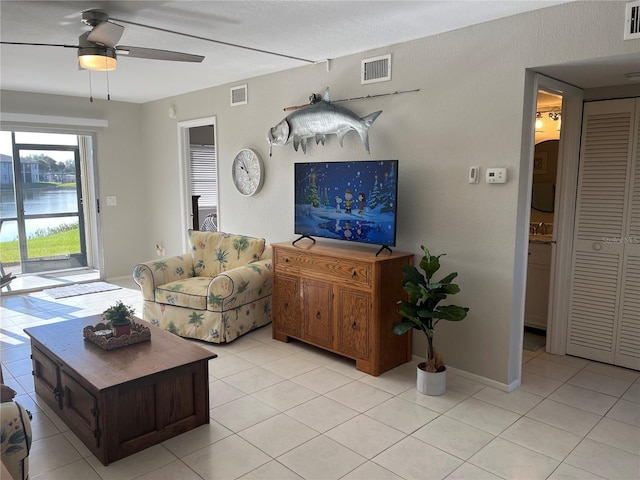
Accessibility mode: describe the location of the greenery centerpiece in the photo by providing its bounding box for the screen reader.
[393,245,469,380]
[102,301,135,337]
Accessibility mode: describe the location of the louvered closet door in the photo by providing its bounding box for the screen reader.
[566,98,640,370]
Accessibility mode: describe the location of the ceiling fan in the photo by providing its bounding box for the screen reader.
[0,9,205,72]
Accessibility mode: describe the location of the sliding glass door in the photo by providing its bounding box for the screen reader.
[0,131,88,274]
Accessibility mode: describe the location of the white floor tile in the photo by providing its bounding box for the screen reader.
[564,438,640,480]
[239,413,318,457]
[222,366,286,394]
[412,415,494,461]
[290,366,354,394]
[622,383,640,403]
[239,460,303,479]
[568,369,634,397]
[365,396,439,434]
[549,384,618,416]
[85,444,177,480]
[522,357,581,382]
[261,354,321,378]
[251,379,318,411]
[526,398,601,436]
[209,395,279,432]
[208,355,255,378]
[446,462,503,480]
[587,417,640,455]
[182,434,271,480]
[325,380,393,412]
[606,398,640,426]
[445,397,520,435]
[133,460,204,480]
[325,414,405,459]
[519,371,563,397]
[373,436,463,480]
[235,344,293,365]
[341,461,403,480]
[546,463,606,480]
[29,459,101,480]
[500,417,582,461]
[398,385,469,414]
[469,437,559,480]
[28,433,83,478]
[162,421,233,458]
[473,386,543,414]
[278,435,366,480]
[285,396,359,432]
[209,379,246,408]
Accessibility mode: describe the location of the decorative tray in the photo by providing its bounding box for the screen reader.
[83,322,151,350]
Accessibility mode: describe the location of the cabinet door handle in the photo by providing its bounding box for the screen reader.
[284,302,288,309]
[351,270,357,278]
[316,311,321,319]
[351,321,357,329]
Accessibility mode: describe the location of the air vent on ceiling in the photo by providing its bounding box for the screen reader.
[625,0,640,39]
[230,84,248,106]
[361,54,391,85]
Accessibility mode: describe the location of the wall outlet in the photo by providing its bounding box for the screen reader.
[106,196,117,206]
[155,245,165,257]
[486,167,507,183]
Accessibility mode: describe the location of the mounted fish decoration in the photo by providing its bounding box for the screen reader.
[267,88,382,155]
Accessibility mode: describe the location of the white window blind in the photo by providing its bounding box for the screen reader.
[189,145,217,208]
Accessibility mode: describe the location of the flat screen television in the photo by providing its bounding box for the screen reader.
[294,160,399,251]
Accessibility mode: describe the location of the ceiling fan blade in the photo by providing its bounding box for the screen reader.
[116,46,204,63]
[87,21,124,48]
[1,41,78,48]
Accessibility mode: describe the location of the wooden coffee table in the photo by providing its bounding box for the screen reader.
[24,316,216,465]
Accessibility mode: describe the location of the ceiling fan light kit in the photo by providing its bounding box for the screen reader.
[78,46,117,71]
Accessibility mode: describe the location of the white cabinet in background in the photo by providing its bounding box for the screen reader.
[525,242,552,330]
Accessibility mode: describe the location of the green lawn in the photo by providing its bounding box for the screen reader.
[0,228,80,264]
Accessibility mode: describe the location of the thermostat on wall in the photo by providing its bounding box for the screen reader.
[486,168,507,183]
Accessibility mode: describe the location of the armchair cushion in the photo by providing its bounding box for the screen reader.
[189,230,265,277]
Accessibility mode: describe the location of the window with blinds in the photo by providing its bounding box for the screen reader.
[189,145,217,208]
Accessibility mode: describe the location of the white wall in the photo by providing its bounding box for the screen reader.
[0,92,146,279]
[1,2,637,385]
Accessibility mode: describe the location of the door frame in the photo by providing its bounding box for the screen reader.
[177,116,217,252]
[533,76,584,355]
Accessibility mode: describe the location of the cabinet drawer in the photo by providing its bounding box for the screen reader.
[275,250,372,288]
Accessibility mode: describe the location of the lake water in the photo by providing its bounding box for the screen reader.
[0,188,79,242]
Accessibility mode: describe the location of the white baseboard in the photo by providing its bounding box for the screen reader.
[411,354,520,392]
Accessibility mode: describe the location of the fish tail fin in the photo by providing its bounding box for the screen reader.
[361,110,382,128]
[357,111,382,154]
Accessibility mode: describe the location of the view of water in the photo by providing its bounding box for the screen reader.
[0,188,79,242]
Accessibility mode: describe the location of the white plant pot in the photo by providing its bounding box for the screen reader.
[416,362,446,396]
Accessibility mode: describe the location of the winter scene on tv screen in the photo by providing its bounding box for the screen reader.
[294,160,398,246]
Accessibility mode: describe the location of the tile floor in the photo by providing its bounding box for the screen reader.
[1,280,639,480]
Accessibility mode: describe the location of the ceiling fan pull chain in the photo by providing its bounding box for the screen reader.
[88,70,94,103]
[106,65,111,101]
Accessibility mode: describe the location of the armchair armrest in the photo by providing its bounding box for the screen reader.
[133,255,194,301]
[207,259,273,309]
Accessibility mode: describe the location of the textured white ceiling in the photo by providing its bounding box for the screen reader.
[1,0,630,104]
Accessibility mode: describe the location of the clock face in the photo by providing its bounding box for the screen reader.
[232,148,264,196]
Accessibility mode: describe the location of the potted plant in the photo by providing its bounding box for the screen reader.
[393,245,469,395]
[102,301,135,337]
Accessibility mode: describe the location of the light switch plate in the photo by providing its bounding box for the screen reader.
[486,168,507,183]
[106,196,117,206]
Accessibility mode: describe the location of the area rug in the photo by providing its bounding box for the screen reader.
[44,281,122,299]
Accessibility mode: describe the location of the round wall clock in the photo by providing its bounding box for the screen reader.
[232,148,265,196]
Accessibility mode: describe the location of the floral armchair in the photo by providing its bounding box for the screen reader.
[133,230,272,343]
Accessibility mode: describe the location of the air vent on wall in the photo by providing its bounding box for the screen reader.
[230,84,248,106]
[361,54,391,85]
[625,0,640,39]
